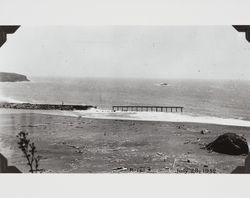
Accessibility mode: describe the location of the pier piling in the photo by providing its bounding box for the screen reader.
[112,105,184,113]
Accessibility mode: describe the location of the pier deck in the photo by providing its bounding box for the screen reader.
[112,105,184,112]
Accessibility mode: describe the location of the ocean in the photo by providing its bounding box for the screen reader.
[1,77,250,126]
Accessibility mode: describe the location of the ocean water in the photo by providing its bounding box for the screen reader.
[1,77,250,125]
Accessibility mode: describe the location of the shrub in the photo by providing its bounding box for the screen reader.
[16,131,43,173]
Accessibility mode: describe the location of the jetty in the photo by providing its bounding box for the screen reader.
[112,105,184,112]
[0,102,96,111]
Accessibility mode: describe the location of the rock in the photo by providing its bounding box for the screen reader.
[159,82,168,86]
[156,152,164,156]
[206,133,249,155]
[201,129,210,134]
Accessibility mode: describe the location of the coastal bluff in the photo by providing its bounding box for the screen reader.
[0,72,29,82]
[0,102,96,111]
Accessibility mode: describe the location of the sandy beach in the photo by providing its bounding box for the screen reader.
[0,110,249,173]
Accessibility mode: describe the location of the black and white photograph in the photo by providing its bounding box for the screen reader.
[1,25,250,174]
[1,1,250,197]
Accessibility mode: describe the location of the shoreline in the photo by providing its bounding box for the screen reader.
[1,108,250,128]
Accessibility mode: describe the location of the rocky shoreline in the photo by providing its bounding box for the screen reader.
[0,102,96,111]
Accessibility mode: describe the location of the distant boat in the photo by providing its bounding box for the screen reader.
[159,82,168,86]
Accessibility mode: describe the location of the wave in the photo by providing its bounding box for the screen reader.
[2,107,250,127]
[72,108,250,127]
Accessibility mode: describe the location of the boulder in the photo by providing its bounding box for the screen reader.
[206,133,249,155]
[201,129,210,134]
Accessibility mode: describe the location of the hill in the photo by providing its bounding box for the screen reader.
[0,72,29,82]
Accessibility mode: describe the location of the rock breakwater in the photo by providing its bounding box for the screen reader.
[0,102,96,111]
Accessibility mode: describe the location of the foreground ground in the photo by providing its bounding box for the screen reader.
[0,111,249,173]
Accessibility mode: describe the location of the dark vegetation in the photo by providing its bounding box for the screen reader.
[206,133,249,155]
[16,131,43,173]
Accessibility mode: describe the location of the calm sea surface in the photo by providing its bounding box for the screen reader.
[1,77,250,121]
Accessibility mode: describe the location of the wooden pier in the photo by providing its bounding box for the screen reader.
[112,106,184,112]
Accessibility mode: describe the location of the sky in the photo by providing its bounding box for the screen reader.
[1,26,250,80]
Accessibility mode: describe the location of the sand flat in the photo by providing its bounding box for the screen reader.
[0,111,249,173]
